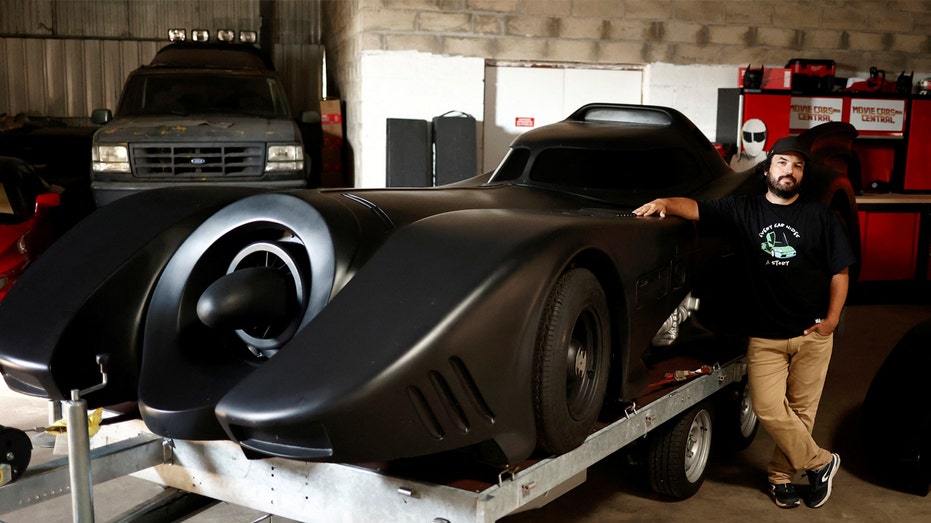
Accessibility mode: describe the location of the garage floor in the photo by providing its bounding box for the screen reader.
[2,300,930,522]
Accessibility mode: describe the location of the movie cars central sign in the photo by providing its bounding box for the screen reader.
[789,97,906,135]
[789,98,843,127]
[848,99,906,132]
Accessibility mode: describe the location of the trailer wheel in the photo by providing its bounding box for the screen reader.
[648,401,713,499]
[533,268,611,455]
[717,378,759,452]
[0,425,32,483]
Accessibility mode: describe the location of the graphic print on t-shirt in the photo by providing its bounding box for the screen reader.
[759,222,798,264]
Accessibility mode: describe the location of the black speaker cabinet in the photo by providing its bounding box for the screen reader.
[433,113,476,185]
[386,118,432,187]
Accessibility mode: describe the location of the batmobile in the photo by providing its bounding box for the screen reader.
[0,104,860,465]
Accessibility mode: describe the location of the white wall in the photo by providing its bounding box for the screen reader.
[354,52,743,187]
[483,65,643,172]
[357,51,486,188]
[643,63,739,138]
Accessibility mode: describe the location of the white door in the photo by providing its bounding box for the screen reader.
[483,64,644,171]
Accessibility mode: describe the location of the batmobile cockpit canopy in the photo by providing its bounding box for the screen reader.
[487,104,726,203]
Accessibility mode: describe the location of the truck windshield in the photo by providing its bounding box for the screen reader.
[117,73,291,118]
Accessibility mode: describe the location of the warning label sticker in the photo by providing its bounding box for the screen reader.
[515,117,535,128]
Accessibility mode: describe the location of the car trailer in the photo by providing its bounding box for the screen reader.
[0,354,753,522]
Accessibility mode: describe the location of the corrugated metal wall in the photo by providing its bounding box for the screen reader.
[0,0,266,41]
[273,0,325,114]
[1,38,161,120]
[0,0,323,120]
[277,43,324,116]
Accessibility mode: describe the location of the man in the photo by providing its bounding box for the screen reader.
[633,136,857,509]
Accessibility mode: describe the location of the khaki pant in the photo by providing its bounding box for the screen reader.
[747,333,834,484]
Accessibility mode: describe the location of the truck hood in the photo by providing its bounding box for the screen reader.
[94,115,299,142]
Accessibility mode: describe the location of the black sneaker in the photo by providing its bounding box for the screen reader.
[805,453,840,508]
[770,482,801,508]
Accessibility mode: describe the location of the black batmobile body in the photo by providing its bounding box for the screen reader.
[863,319,931,496]
[0,104,859,465]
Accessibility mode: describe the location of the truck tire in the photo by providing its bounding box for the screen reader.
[533,268,611,455]
[648,401,713,499]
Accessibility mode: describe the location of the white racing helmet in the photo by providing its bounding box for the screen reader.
[741,118,767,157]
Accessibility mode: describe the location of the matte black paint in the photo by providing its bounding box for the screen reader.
[862,320,931,496]
[0,105,859,464]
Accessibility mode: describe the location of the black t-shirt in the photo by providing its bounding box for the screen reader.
[697,194,857,339]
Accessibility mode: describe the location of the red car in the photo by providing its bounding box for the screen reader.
[0,157,60,301]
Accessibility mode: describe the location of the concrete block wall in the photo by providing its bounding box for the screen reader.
[321,0,931,186]
[339,0,931,73]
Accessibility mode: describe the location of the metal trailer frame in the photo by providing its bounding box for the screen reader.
[1,356,748,522]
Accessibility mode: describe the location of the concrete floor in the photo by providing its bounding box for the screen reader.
[2,301,930,522]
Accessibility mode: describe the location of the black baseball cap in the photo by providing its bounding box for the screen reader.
[768,136,809,160]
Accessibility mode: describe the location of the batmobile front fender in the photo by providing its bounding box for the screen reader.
[139,205,633,464]
[0,187,265,405]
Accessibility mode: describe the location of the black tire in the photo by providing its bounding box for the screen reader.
[0,424,32,482]
[716,378,759,452]
[648,401,714,499]
[533,267,611,455]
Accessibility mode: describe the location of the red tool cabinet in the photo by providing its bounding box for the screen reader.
[904,98,931,191]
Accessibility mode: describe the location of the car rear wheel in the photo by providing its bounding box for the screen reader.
[533,267,611,455]
[648,401,714,499]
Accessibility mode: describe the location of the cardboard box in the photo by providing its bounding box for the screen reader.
[319,99,345,187]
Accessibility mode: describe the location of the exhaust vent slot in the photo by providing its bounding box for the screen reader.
[449,356,495,423]
[429,371,469,434]
[406,386,444,440]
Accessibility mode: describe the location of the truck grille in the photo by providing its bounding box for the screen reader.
[131,144,265,177]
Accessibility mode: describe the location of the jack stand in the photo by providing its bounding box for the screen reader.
[66,390,94,522]
[50,399,63,425]
[65,354,110,523]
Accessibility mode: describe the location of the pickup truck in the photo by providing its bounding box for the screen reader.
[90,40,307,206]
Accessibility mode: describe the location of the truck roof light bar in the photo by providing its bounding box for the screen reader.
[168,28,186,42]
[168,28,257,44]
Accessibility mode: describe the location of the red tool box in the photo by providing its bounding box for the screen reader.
[786,58,836,94]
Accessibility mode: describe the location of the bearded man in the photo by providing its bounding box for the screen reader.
[633,136,857,510]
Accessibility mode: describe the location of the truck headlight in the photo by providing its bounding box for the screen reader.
[92,145,130,173]
[266,145,305,173]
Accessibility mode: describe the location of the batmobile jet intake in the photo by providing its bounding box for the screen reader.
[196,267,292,330]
